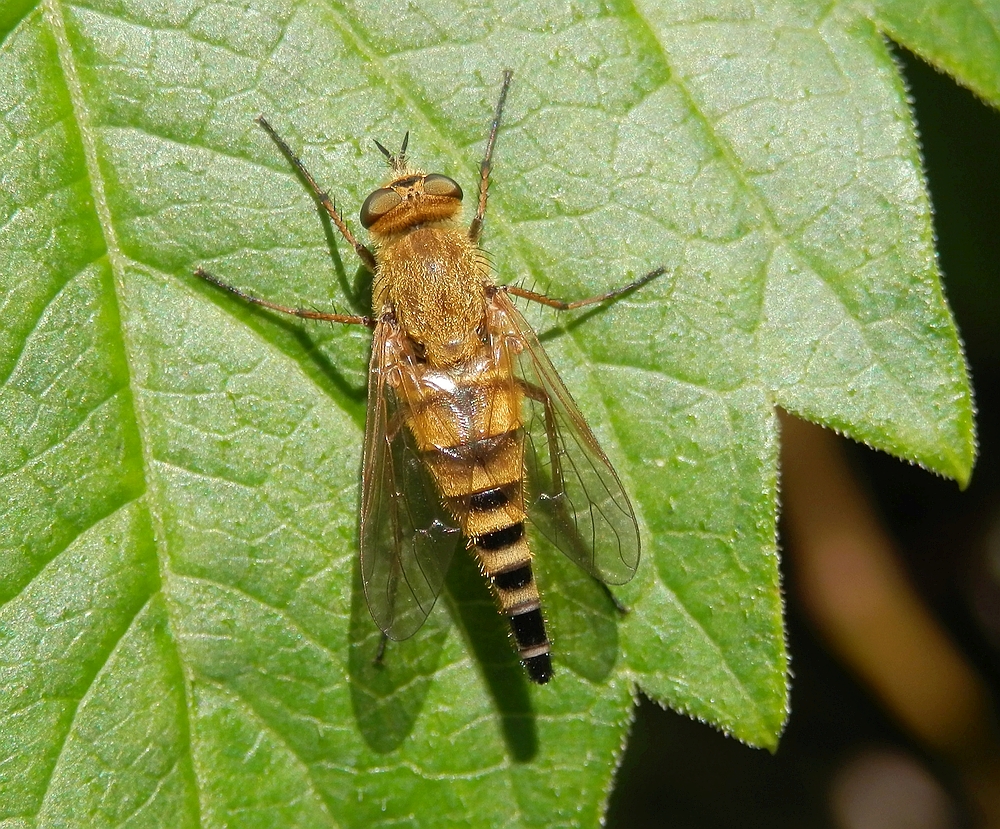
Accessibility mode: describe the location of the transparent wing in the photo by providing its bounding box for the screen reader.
[359,322,461,640]
[491,291,640,585]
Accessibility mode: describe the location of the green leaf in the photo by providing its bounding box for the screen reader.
[870,0,1000,105]
[0,1,978,827]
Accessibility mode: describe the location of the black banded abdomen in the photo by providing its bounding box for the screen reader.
[398,355,551,682]
[472,521,552,685]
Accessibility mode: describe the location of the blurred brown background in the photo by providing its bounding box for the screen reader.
[607,48,1000,829]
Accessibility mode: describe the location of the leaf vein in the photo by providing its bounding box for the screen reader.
[34,593,158,817]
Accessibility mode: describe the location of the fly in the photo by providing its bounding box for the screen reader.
[195,71,665,684]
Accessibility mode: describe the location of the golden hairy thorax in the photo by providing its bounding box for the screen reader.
[365,164,490,366]
[374,225,489,366]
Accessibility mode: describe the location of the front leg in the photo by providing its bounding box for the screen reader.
[469,70,514,244]
[256,115,378,274]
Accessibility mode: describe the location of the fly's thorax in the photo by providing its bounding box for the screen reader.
[374,226,491,365]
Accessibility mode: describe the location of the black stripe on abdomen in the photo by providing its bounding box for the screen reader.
[476,522,524,550]
[508,604,552,684]
[472,515,552,684]
[509,604,547,647]
[521,651,553,684]
[469,485,512,512]
[494,565,532,590]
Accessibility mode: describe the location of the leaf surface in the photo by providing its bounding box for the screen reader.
[0,1,978,826]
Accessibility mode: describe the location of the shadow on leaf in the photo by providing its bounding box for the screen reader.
[445,551,540,763]
[348,556,449,753]
[535,537,621,683]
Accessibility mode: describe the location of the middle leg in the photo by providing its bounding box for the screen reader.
[506,266,667,311]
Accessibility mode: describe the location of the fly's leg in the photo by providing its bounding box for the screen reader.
[197,117,378,318]
[256,115,378,274]
[469,69,514,244]
[507,266,667,310]
[373,633,389,667]
[520,379,565,500]
[520,378,629,614]
[601,584,629,615]
[507,264,667,492]
[520,377,594,566]
[194,268,375,327]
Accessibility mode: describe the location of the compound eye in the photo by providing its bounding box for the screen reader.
[360,188,402,228]
[423,174,463,201]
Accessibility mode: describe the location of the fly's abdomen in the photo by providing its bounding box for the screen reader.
[473,512,552,685]
[403,371,553,684]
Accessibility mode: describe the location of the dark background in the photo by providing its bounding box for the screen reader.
[606,48,1000,828]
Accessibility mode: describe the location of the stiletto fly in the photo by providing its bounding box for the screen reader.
[196,71,664,683]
